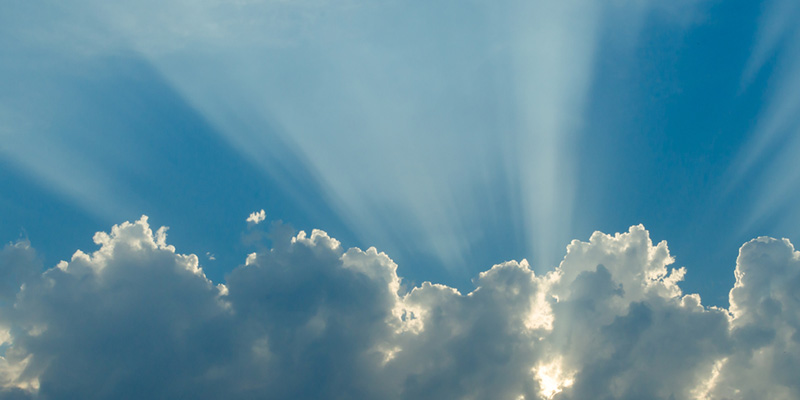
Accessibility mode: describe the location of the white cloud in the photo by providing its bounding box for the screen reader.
[246,209,266,224]
[0,217,797,399]
[709,237,800,399]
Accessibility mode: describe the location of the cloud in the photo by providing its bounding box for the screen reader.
[0,241,41,303]
[0,217,798,399]
[709,237,800,399]
[246,209,266,225]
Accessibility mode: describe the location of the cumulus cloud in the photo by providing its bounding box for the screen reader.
[246,209,266,225]
[0,218,797,399]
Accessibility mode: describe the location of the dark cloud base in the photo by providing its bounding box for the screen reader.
[0,217,798,399]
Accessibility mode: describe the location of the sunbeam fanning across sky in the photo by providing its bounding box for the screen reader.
[2,0,800,398]
[730,0,800,237]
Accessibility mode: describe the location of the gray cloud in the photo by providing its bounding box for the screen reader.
[0,217,798,399]
[710,237,800,399]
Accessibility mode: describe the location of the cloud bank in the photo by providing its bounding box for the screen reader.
[0,217,798,399]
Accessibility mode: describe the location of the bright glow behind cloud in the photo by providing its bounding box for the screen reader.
[534,356,575,399]
[0,217,798,399]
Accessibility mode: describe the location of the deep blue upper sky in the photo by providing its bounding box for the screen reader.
[2,0,799,306]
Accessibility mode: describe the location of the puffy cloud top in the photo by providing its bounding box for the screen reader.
[0,217,798,399]
[246,210,266,225]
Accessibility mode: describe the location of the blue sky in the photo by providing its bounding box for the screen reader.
[3,0,798,305]
[1,1,800,398]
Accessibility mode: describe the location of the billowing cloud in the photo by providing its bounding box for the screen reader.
[0,217,798,399]
[246,209,266,225]
[709,237,800,399]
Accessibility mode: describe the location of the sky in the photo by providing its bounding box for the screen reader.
[1,0,800,398]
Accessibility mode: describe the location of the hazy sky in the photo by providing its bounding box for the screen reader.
[1,0,800,398]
